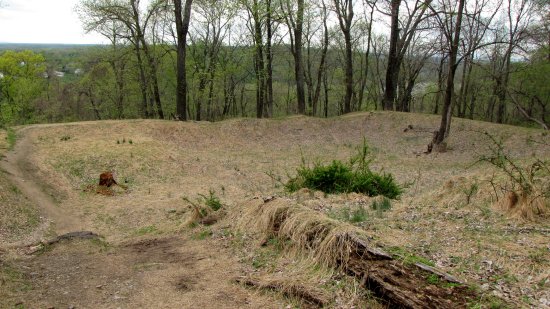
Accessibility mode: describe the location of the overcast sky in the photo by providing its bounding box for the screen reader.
[0,0,105,44]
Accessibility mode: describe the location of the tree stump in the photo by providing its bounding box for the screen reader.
[99,172,117,187]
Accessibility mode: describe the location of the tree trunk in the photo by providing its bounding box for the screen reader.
[334,0,354,114]
[134,40,149,118]
[429,0,466,152]
[312,1,330,117]
[174,0,193,121]
[252,0,265,118]
[343,30,353,114]
[293,0,306,115]
[496,43,513,124]
[383,0,401,111]
[266,0,274,118]
[358,5,374,112]
[131,0,163,119]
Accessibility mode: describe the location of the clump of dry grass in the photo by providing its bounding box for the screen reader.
[496,190,549,221]
[234,198,374,268]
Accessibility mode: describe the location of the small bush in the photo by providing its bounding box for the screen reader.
[286,140,402,199]
[60,135,71,141]
[199,189,223,211]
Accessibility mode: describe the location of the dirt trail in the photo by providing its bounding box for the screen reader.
[0,127,80,238]
[1,126,285,309]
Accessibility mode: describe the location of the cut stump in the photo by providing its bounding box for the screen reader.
[99,172,117,187]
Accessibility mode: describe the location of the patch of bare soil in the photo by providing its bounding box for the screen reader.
[2,236,280,309]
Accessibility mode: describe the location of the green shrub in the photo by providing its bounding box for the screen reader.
[199,189,222,211]
[286,140,402,199]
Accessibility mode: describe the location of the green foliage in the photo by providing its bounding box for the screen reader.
[134,225,158,235]
[0,50,46,125]
[371,197,392,218]
[463,182,479,204]
[192,228,213,240]
[199,189,223,211]
[329,205,369,223]
[286,141,402,199]
[6,127,16,150]
[388,246,435,267]
[426,274,440,285]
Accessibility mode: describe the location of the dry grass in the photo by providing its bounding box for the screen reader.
[1,112,549,307]
[234,198,374,269]
[496,190,549,221]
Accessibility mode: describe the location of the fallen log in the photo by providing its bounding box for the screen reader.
[26,231,101,254]
[45,231,101,245]
[238,198,485,309]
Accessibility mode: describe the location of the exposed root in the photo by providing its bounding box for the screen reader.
[26,231,102,254]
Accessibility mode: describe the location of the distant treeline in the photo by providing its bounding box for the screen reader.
[0,0,548,136]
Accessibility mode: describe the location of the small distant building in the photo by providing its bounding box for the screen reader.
[75,68,83,75]
[43,71,66,78]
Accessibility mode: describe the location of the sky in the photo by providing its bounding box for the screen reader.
[0,0,105,44]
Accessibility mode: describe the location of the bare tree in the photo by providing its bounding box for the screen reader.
[281,0,306,114]
[333,0,354,114]
[78,0,166,119]
[174,0,193,121]
[494,0,533,123]
[428,0,501,151]
[428,0,466,152]
[382,0,433,111]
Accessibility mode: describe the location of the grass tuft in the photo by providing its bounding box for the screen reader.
[6,128,16,150]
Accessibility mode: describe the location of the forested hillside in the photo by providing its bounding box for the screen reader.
[0,0,548,138]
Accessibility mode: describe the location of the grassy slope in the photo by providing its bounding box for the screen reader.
[0,112,548,307]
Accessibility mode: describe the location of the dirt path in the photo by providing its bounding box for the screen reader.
[0,127,284,309]
[0,127,80,238]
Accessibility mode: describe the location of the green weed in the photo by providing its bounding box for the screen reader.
[134,225,158,235]
[329,205,369,223]
[388,246,435,267]
[426,274,440,285]
[192,228,212,240]
[6,128,16,150]
[371,197,392,211]
[0,262,32,293]
[199,189,223,211]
